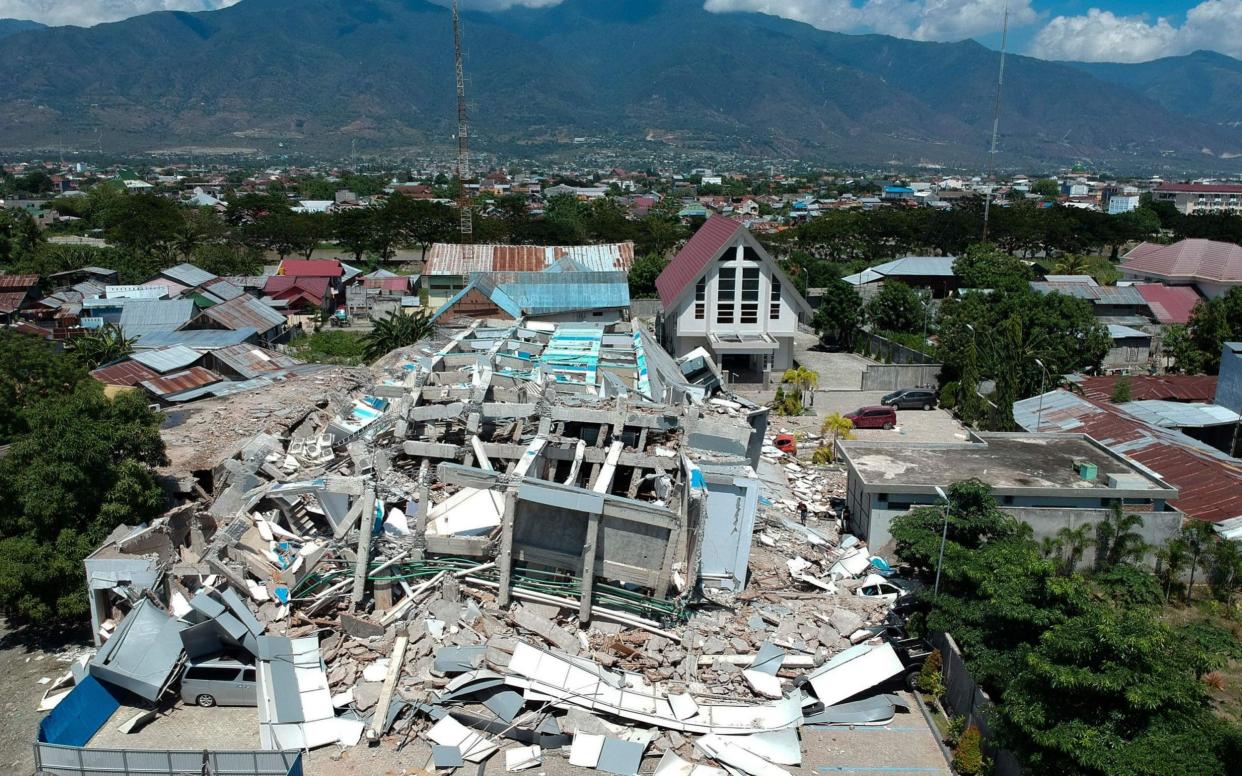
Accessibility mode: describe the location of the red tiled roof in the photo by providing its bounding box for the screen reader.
[655,215,743,308]
[0,274,38,290]
[91,360,161,387]
[1121,239,1242,284]
[1157,182,1242,194]
[1027,391,1242,523]
[1079,375,1218,404]
[1134,283,1204,325]
[278,259,343,278]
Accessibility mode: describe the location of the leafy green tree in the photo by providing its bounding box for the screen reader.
[1206,538,1242,604]
[1030,178,1061,198]
[1185,288,1242,373]
[954,243,1032,291]
[627,254,667,299]
[0,208,44,266]
[866,280,923,333]
[333,207,377,262]
[0,330,89,443]
[191,243,263,277]
[812,279,862,346]
[1162,324,1205,374]
[1155,537,1189,603]
[102,192,184,260]
[362,308,435,362]
[0,381,166,622]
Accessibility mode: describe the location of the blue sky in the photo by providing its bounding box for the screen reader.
[3,0,1241,63]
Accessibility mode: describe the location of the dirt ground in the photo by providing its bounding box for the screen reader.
[0,620,94,775]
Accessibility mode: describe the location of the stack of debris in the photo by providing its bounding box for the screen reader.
[53,318,918,774]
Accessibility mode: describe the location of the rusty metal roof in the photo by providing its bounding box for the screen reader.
[1078,375,1218,404]
[1015,390,1242,524]
[90,360,161,387]
[0,274,38,290]
[201,294,287,334]
[0,291,29,313]
[140,366,223,398]
[424,243,635,276]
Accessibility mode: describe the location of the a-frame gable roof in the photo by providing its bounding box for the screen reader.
[656,215,812,316]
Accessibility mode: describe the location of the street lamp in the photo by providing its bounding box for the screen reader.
[1034,357,1049,431]
[933,485,950,596]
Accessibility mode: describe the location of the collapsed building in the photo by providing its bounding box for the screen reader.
[39,318,916,776]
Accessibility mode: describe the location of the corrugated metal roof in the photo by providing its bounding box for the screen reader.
[140,278,188,297]
[201,294,287,334]
[90,360,160,387]
[160,263,216,288]
[1079,375,1218,404]
[1121,239,1242,284]
[140,366,222,397]
[1107,323,1151,340]
[129,346,203,373]
[656,216,742,307]
[479,271,629,316]
[1030,281,1146,305]
[118,299,196,337]
[870,256,958,277]
[212,344,300,379]
[1043,274,1098,285]
[0,274,38,290]
[0,291,28,313]
[426,243,635,276]
[1118,400,1240,428]
[134,327,258,350]
[198,278,245,303]
[1134,283,1203,325]
[1015,390,1242,523]
[264,276,331,301]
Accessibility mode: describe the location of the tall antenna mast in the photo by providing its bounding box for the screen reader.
[452,0,473,239]
[981,0,1009,244]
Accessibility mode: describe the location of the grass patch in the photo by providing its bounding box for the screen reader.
[288,330,368,366]
[1160,600,1242,725]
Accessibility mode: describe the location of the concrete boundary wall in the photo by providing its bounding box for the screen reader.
[860,364,942,391]
[931,631,1023,776]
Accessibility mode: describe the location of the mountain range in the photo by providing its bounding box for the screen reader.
[0,0,1240,171]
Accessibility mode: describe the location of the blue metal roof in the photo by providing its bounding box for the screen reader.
[868,256,958,277]
[432,271,630,320]
[1107,323,1151,340]
[160,263,216,288]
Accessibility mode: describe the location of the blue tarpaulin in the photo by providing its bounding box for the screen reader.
[38,676,123,747]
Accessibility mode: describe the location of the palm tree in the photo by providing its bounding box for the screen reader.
[1039,536,1063,562]
[1182,521,1216,604]
[1156,537,1190,603]
[362,308,434,362]
[1056,524,1094,575]
[1094,503,1149,570]
[782,366,819,409]
[1052,254,1090,276]
[819,412,854,463]
[68,323,135,368]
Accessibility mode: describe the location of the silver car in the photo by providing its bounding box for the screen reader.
[180,657,258,707]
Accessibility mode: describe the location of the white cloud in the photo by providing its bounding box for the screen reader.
[702,0,1036,41]
[1033,1,1242,63]
[0,0,241,27]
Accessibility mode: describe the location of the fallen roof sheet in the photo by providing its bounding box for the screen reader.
[212,343,300,379]
[88,599,189,702]
[796,642,904,708]
[257,635,358,750]
[504,642,803,734]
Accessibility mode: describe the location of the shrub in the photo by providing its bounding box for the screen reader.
[939,382,958,410]
[945,714,968,748]
[812,446,834,465]
[917,648,946,700]
[952,724,986,776]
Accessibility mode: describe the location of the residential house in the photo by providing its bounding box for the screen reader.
[262,276,334,316]
[422,242,635,309]
[117,299,197,338]
[1153,182,1242,215]
[1120,239,1242,299]
[1134,283,1203,326]
[837,431,1182,553]
[842,256,959,299]
[0,274,39,324]
[276,259,347,296]
[187,294,289,345]
[655,216,812,377]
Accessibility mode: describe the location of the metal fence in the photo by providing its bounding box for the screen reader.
[33,744,302,776]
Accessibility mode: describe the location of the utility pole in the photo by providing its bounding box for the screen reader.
[452,0,473,240]
[980,0,1010,244]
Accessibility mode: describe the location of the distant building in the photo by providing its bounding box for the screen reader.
[655,216,812,376]
[1107,192,1141,214]
[1121,239,1242,299]
[422,243,635,309]
[1218,342,1242,416]
[1154,182,1242,215]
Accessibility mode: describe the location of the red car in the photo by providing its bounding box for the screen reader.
[845,406,897,430]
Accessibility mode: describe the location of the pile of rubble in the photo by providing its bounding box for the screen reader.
[48,319,917,776]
